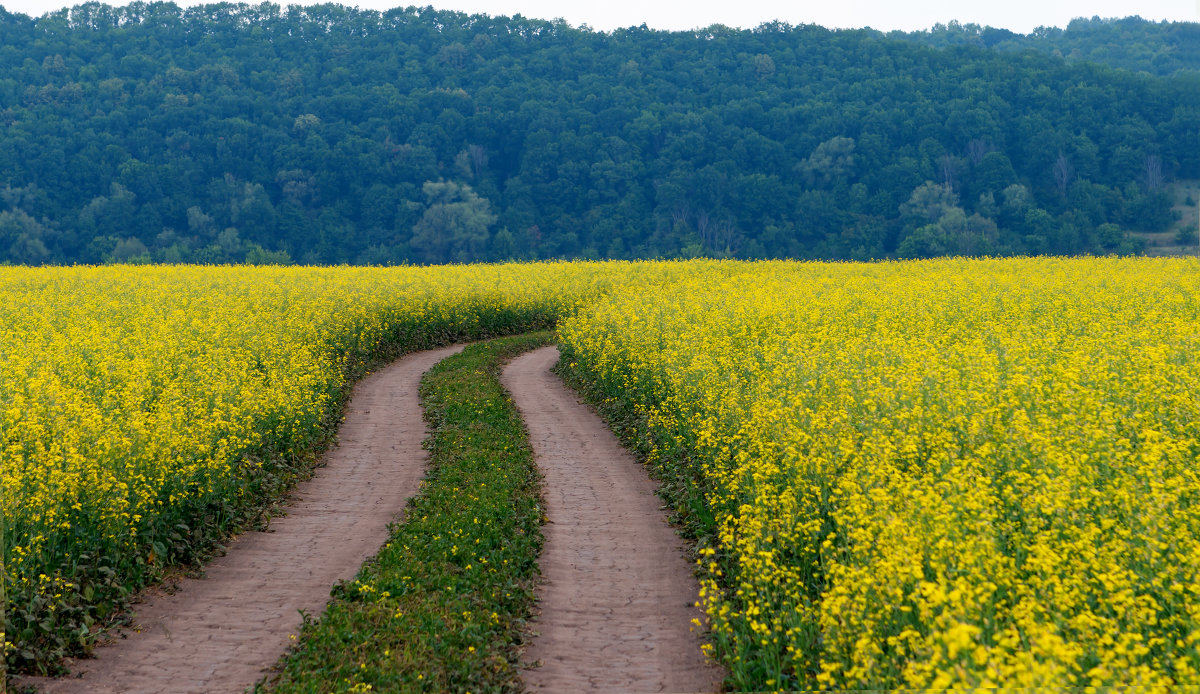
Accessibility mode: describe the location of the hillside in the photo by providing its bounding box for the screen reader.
[0,4,1198,264]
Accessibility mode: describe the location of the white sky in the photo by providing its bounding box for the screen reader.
[3,0,1199,33]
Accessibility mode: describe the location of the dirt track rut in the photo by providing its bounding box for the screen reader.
[503,346,723,693]
[21,344,463,694]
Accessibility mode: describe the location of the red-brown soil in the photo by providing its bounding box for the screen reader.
[502,346,724,693]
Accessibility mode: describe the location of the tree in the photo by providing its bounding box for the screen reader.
[797,136,856,187]
[0,209,51,264]
[969,151,1018,198]
[490,227,517,260]
[1022,207,1056,252]
[999,184,1034,229]
[409,181,497,263]
[1053,151,1075,196]
[901,182,959,226]
[109,237,151,263]
[0,6,1192,264]
[897,224,949,259]
[1143,154,1165,191]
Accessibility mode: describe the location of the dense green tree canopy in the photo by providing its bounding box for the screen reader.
[0,3,1197,264]
[895,16,1200,77]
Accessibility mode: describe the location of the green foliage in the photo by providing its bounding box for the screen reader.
[410,181,497,264]
[797,136,857,187]
[265,333,553,693]
[895,17,1200,77]
[0,6,1196,263]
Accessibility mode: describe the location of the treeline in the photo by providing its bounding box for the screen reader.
[896,16,1200,77]
[0,3,1198,265]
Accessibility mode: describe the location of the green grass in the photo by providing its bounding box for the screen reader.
[262,333,553,693]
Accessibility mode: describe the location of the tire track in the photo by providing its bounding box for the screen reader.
[19,344,463,694]
[502,346,723,693]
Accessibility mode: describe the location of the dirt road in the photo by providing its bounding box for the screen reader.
[21,344,463,694]
[502,346,723,693]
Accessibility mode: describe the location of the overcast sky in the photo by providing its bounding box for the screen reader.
[4,0,1199,33]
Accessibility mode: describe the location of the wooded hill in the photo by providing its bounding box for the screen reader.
[1,3,1198,265]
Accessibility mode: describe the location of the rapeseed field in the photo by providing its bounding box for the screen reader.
[0,261,687,672]
[559,257,1200,690]
[7,258,1200,689]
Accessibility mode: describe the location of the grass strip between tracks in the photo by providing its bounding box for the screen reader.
[264,332,553,693]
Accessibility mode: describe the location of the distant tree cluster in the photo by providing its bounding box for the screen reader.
[0,3,1197,264]
[895,16,1200,77]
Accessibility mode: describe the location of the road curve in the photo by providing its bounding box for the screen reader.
[22,344,463,694]
[502,346,723,693]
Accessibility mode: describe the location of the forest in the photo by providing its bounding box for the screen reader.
[0,3,1198,265]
